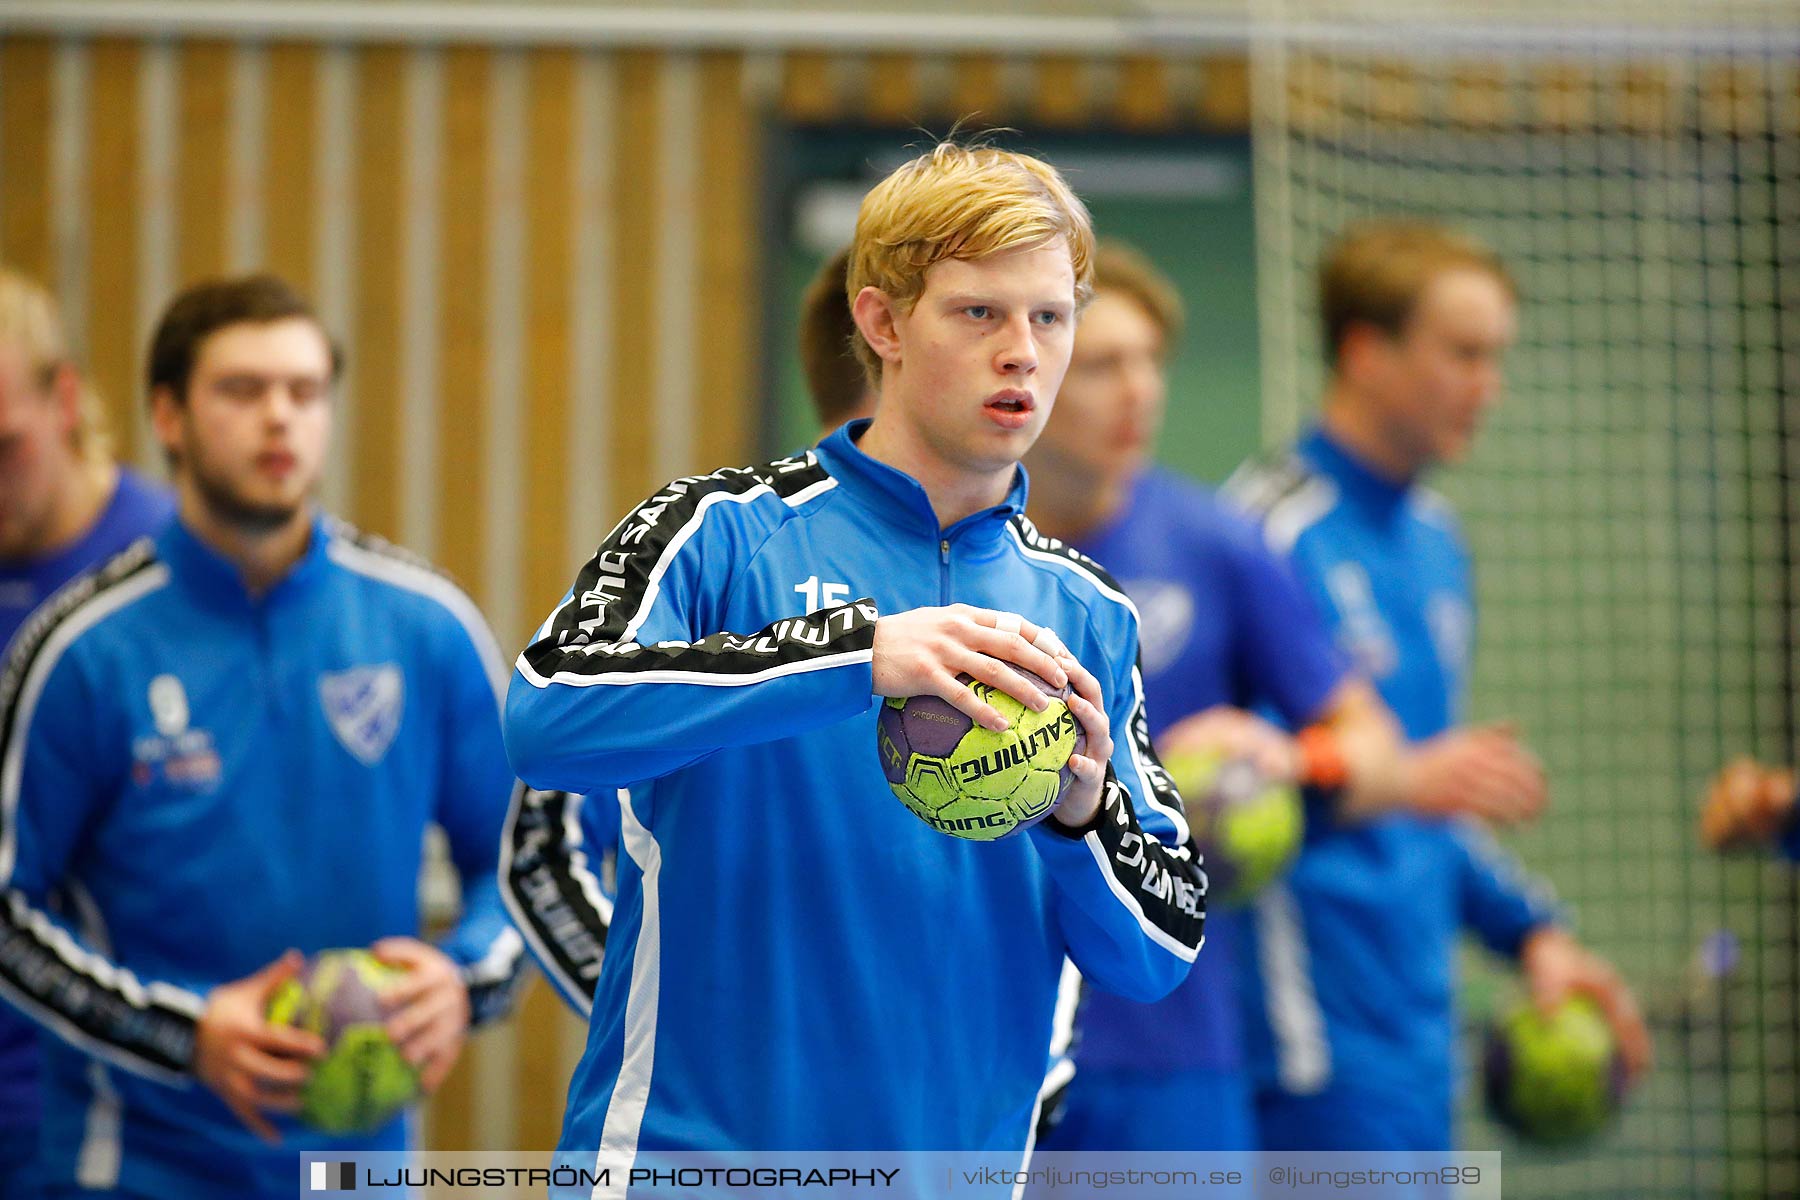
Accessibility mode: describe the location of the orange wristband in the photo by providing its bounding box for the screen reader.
[1297,725,1350,791]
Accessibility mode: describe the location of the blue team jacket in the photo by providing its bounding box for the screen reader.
[0,515,525,1199]
[0,467,175,1135]
[501,421,1206,1182]
[1069,468,1346,1078]
[1226,429,1557,1117]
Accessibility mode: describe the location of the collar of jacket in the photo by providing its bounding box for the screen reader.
[158,510,334,612]
[1299,424,1414,519]
[815,418,1028,550]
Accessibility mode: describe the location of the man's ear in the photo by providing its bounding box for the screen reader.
[1335,321,1393,385]
[851,286,904,372]
[49,363,83,440]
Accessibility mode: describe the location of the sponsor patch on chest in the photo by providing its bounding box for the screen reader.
[319,663,405,766]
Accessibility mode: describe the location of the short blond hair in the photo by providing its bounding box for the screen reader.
[847,141,1095,381]
[1319,221,1516,367]
[0,265,110,464]
[1093,241,1185,351]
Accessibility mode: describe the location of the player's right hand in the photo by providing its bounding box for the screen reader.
[1401,722,1546,826]
[1701,757,1797,851]
[1520,926,1654,1082]
[871,605,1070,732]
[195,950,326,1143]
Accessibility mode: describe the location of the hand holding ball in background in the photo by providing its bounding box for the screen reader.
[1158,707,1304,906]
[194,951,326,1142]
[1484,930,1653,1147]
[198,942,469,1142]
[1484,995,1626,1145]
[1518,927,1653,1087]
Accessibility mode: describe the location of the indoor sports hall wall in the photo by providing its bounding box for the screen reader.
[0,7,1261,1155]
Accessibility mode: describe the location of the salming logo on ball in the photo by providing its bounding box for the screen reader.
[954,711,1079,783]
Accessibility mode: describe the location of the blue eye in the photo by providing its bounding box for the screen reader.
[966,306,991,320]
[1034,311,1062,326]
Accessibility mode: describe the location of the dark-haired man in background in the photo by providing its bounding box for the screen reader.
[798,246,876,439]
[0,275,528,1198]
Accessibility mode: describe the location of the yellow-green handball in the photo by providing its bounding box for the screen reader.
[265,948,421,1136]
[1161,747,1302,905]
[876,670,1085,841]
[1483,996,1625,1145]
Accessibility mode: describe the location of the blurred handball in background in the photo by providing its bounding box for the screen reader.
[266,949,421,1136]
[1162,747,1302,906]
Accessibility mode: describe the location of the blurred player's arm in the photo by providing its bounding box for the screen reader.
[1451,822,1648,1077]
[1,593,325,1138]
[0,608,284,1084]
[1220,502,1543,825]
[1701,757,1799,858]
[1292,683,1546,825]
[1030,614,1206,1004]
[505,467,883,794]
[1156,680,1408,820]
[1453,817,1560,960]
[1187,521,1426,821]
[367,611,543,1095]
[1171,690,1546,827]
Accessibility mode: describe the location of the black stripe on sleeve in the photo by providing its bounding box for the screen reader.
[500,785,611,1015]
[1045,765,1207,955]
[523,454,835,680]
[0,893,197,1082]
[0,539,202,1082]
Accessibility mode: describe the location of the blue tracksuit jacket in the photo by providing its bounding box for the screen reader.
[1226,428,1558,1149]
[0,468,174,1168]
[0,515,526,1198]
[501,421,1206,1190]
[1041,467,1346,1154]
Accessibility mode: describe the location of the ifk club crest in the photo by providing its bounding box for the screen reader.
[319,664,405,766]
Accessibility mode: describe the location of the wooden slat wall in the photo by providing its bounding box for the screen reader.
[0,31,1261,1150]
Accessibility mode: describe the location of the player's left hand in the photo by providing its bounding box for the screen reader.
[372,937,470,1094]
[1050,650,1110,830]
[1520,926,1653,1083]
[1700,757,1796,851]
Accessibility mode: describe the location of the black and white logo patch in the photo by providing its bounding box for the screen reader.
[319,664,405,766]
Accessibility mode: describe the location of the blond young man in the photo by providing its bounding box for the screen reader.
[502,144,1205,1177]
[0,267,172,1194]
[0,267,172,641]
[1227,222,1649,1150]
